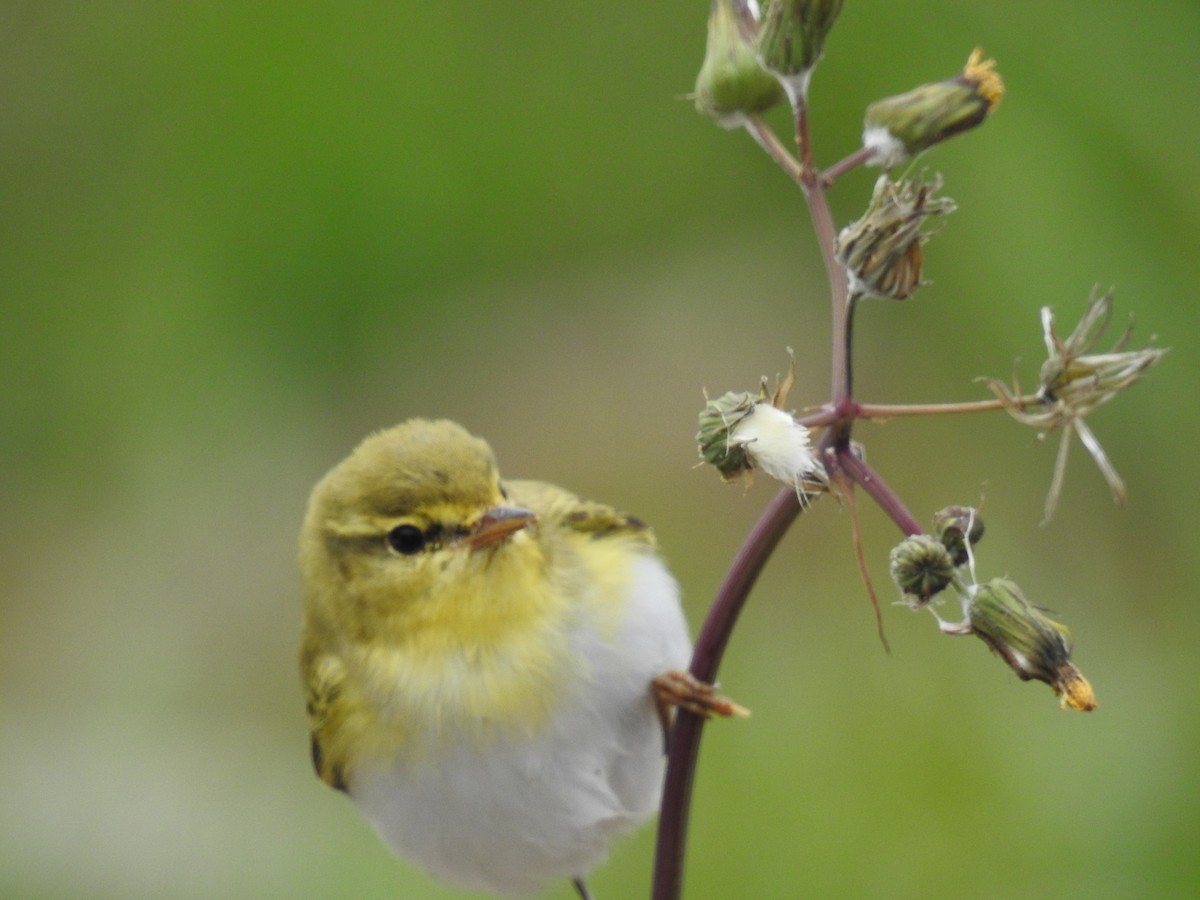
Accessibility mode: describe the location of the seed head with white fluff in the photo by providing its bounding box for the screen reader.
[729,403,826,493]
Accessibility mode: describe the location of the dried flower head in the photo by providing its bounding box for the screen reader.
[837,173,955,301]
[984,289,1166,521]
[863,48,1004,169]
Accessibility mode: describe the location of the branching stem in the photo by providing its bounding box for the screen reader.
[822,146,874,185]
[653,93,859,900]
[653,67,969,898]
[833,445,923,536]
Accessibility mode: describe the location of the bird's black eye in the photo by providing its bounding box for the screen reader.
[386,524,426,555]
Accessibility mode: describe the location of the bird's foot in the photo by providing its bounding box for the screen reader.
[652,670,749,736]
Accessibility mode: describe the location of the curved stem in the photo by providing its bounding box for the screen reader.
[651,486,803,900]
[834,445,923,536]
[651,93,864,900]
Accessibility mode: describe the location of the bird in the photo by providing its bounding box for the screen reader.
[299,419,741,897]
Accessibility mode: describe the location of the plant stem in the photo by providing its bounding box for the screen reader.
[652,99,861,900]
[655,84,927,900]
[651,485,803,900]
[744,114,844,326]
[746,110,853,415]
[855,395,1034,418]
[795,392,1039,432]
[821,146,875,185]
[790,100,853,413]
[834,444,923,536]
[838,293,859,408]
[744,115,803,182]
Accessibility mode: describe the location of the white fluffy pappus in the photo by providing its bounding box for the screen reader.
[730,403,825,490]
[861,124,907,168]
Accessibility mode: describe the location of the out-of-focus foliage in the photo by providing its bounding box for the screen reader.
[3,2,1198,897]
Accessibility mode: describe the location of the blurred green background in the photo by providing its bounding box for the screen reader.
[4,2,1198,897]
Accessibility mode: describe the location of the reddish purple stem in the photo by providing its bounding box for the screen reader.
[651,486,801,900]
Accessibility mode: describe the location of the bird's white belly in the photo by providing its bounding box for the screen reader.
[351,555,692,896]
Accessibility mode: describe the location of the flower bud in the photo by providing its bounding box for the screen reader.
[889,534,956,604]
[932,505,984,567]
[756,0,845,100]
[695,0,785,128]
[862,48,1004,169]
[967,578,1097,711]
[836,173,955,301]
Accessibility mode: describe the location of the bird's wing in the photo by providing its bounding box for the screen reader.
[505,479,657,546]
[301,633,351,793]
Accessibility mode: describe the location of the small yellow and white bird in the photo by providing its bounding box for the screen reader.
[299,419,736,897]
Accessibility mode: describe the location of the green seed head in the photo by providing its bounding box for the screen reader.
[889,534,956,603]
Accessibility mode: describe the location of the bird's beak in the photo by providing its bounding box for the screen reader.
[468,505,537,550]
